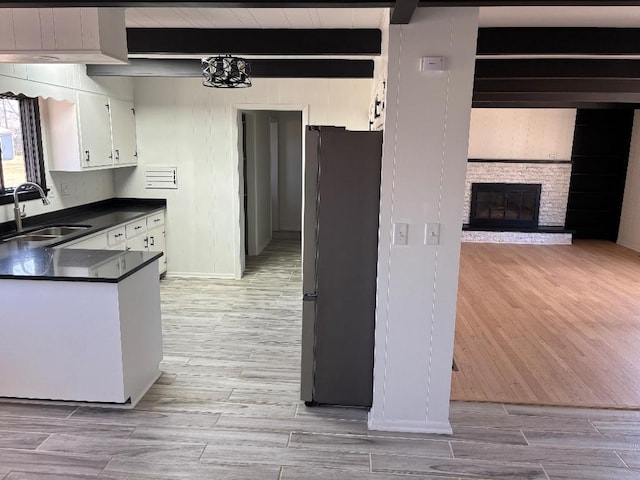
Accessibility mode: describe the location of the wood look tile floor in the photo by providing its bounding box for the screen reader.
[452,240,640,409]
[1,235,640,479]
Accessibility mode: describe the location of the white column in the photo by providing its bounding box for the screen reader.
[369,7,479,434]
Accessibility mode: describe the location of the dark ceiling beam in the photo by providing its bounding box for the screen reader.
[475,78,640,94]
[472,100,640,109]
[127,28,381,56]
[0,0,394,5]
[87,58,374,78]
[420,0,640,4]
[474,58,640,107]
[473,91,640,104]
[5,0,640,6]
[390,0,419,24]
[476,59,640,79]
[477,27,640,56]
[126,27,640,58]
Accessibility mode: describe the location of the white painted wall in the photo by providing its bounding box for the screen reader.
[370,9,390,131]
[463,108,576,231]
[277,111,303,232]
[468,109,576,161]
[0,64,133,224]
[619,110,640,252]
[115,77,371,277]
[244,111,273,256]
[270,119,279,232]
[369,7,479,434]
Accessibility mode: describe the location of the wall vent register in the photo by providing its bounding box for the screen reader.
[145,167,177,189]
[470,183,541,230]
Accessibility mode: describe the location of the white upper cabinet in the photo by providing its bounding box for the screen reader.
[77,92,113,168]
[109,98,137,166]
[0,8,127,64]
[46,92,138,172]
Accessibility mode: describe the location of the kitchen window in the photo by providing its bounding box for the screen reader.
[0,93,47,205]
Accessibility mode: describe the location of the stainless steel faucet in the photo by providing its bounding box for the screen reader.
[13,182,50,232]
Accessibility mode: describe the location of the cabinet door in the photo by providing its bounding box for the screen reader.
[77,93,113,168]
[126,234,148,252]
[147,225,167,274]
[109,98,138,166]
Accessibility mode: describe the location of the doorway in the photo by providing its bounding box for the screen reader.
[238,109,304,272]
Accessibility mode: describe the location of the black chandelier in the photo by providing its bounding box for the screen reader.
[202,55,252,88]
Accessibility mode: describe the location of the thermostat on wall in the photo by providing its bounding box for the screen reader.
[420,57,446,72]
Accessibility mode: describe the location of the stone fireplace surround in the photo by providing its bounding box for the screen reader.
[462,160,573,245]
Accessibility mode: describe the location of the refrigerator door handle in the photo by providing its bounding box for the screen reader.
[303,293,318,301]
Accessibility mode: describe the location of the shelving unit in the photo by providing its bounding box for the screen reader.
[565,109,633,240]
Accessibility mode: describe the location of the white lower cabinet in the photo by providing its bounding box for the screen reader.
[125,234,148,252]
[61,209,167,275]
[147,226,167,274]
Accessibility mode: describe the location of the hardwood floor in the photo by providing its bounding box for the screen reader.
[452,239,640,408]
[1,236,640,479]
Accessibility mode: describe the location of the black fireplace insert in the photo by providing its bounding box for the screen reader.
[470,183,542,229]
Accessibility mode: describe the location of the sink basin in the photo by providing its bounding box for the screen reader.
[8,234,59,242]
[2,225,91,243]
[29,225,90,236]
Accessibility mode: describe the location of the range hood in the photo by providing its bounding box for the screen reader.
[0,8,128,64]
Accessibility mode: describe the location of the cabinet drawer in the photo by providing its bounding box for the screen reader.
[107,226,126,246]
[147,212,165,228]
[126,219,147,238]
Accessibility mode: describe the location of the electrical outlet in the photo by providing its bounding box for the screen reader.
[60,183,70,196]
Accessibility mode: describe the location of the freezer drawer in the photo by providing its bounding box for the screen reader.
[300,296,316,403]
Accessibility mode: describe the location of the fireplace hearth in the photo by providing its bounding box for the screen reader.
[469,183,542,230]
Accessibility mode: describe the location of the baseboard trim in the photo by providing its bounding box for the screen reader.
[165,272,237,280]
[367,418,453,435]
[617,240,640,254]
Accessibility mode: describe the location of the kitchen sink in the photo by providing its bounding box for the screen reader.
[7,234,60,242]
[2,225,91,243]
[29,225,90,236]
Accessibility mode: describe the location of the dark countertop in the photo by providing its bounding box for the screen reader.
[0,247,162,283]
[0,198,166,283]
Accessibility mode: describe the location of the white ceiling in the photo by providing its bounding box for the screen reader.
[479,7,640,27]
[125,6,640,29]
[125,7,388,29]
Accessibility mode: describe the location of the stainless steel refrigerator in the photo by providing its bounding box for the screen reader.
[300,126,383,408]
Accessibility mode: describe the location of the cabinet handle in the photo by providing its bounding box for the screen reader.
[115,149,120,161]
[150,236,155,247]
[85,150,90,163]
[154,218,161,223]
[126,246,131,251]
[144,236,149,248]
[115,233,123,238]
[135,225,142,230]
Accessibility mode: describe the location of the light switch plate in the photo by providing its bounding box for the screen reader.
[393,223,409,245]
[425,223,440,245]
